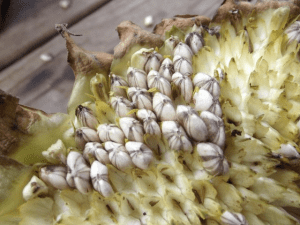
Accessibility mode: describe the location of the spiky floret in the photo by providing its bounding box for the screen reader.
[1,3,300,225]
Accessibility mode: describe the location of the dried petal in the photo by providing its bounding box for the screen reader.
[127,67,148,89]
[147,70,172,98]
[125,141,153,169]
[162,121,192,152]
[197,143,229,176]
[97,123,125,144]
[90,161,114,197]
[172,72,193,103]
[119,117,144,142]
[104,141,133,170]
[176,105,208,142]
[111,96,136,118]
[153,92,176,121]
[128,87,153,110]
[173,55,193,75]
[40,165,69,190]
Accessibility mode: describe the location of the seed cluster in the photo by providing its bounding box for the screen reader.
[36,28,229,199]
[19,9,300,225]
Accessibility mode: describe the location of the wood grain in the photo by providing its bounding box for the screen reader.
[0,0,110,71]
[0,0,222,113]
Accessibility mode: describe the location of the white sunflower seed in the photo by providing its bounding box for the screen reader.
[97,124,125,144]
[176,105,208,142]
[158,58,174,82]
[143,118,161,136]
[127,67,148,89]
[153,92,176,121]
[75,127,101,150]
[75,105,99,129]
[173,55,193,76]
[197,143,229,176]
[110,74,129,97]
[285,21,300,44]
[162,121,193,152]
[22,176,49,201]
[144,51,163,73]
[111,96,136,118]
[40,165,69,190]
[66,151,92,194]
[185,32,204,54]
[193,90,223,117]
[136,109,157,121]
[125,141,153,169]
[173,42,193,62]
[220,211,249,225]
[200,111,225,149]
[90,161,114,197]
[136,109,161,136]
[193,72,220,98]
[209,99,222,118]
[104,141,133,170]
[83,142,110,164]
[147,70,172,98]
[193,89,214,111]
[172,72,193,103]
[163,35,180,56]
[127,87,153,110]
[119,117,144,142]
[277,143,300,159]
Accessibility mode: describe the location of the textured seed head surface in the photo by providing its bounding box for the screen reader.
[6,3,300,225]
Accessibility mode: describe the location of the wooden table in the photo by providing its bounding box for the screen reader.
[0,0,222,113]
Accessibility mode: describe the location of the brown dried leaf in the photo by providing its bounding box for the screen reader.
[114,21,164,60]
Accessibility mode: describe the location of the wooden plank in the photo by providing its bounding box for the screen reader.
[0,0,111,71]
[0,0,222,113]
